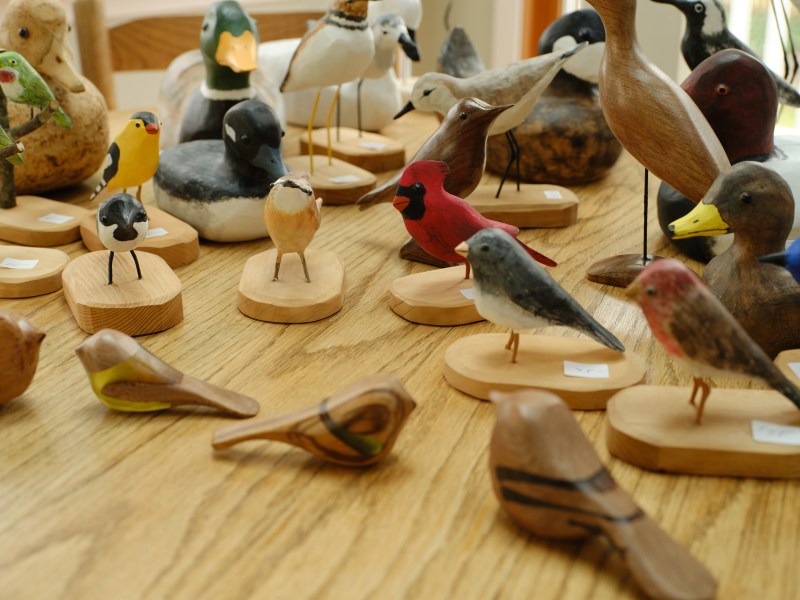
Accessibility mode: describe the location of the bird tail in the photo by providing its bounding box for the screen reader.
[4,152,23,166]
[514,237,557,267]
[52,107,72,129]
[767,368,800,411]
[584,322,625,353]
[89,180,106,201]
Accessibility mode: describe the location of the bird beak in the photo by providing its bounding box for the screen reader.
[759,251,788,267]
[399,32,420,61]
[394,101,416,120]
[145,122,160,134]
[215,30,258,73]
[455,241,469,257]
[392,195,410,211]
[39,35,85,93]
[668,201,730,239]
[624,279,641,300]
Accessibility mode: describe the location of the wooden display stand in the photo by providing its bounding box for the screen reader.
[285,156,376,205]
[79,206,200,269]
[607,385,800,478]
[238,248,345,323]
[62,251,183,335]
[776,349,800,382]
[301,127,406,173]
[388,266,481,325]
[0,245,69,298]
[444,334,645,408]
[466,184,579,228]
[0,196,88,246]
[587,254,659,287]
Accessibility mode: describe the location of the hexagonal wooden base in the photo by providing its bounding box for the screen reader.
[388,265,481,326]
[0,196,88,246]
[285,156,376,205]
[301,127,405,172]
[466,184,579,228]
[607,385,800,478]
[444,334,645,409]
[62,251,183,335]
[79,206,200,269]
[0,245,70,298]
[238,248,345,323]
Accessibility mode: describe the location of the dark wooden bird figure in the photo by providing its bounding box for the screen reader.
[0,309,44,404]
[490,389,717,599]
[212,373,416,467]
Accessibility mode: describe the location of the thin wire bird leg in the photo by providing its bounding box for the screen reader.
[495,130,517,199]
[694,379,711,424]
[299,252,311,283]
[464,260,471,279]
[511,130,521,192]
[510,332,520,363]
[689,377,700,406]
[308,90,322,176]
[107,251,115,285]
[505,330,514,350]
[130,250,142,280]
[325,86,341,165]
[136,185,143,201]
[357,78,364,138]
[272,249,283,281]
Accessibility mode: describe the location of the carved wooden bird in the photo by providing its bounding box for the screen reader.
[212,373,416,467]
[0,309,44,404]
[627,258,800,423]
[96,193,148,285]
[264,172,321,283]
[490,389,717,599]
[356,97,510,209]
[75,328,260,417]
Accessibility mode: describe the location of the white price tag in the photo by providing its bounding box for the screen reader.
[0,258,39,270]
[563,360,609,379]
[752,420,800,446]
[329,175,360,184]
[360,142,387,151]
[38,213,73,224]
[544,190,563,200]
[146,228,169,238]
[788,362,800,381]
[460,288,475,300]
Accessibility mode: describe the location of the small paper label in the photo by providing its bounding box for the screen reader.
[544,190,563,200]
[360,142,387,151]
[788,362,800,381]
[0,258,39,270]
[752,420,800,446]
[563,361,609,379]
[146,228,169,238]
[329,175,360,184]
[460,288,475,300]
[38,213,73,224]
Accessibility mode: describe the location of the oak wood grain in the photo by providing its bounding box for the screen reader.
[0,109,798,600]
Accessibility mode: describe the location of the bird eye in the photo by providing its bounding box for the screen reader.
[202,23,209,32]
[100,216,109,225]
[646,285,656,296]
[716,84,729,95]
[740,192,752,204]
[241,134,250,145]
[480,244,489,252]
[413,182,423,191]
[694,3,704,12]
[135,122,141,127]
[9,59,16,65]
[135,212,147,222]
[460,112,468,120]
[281,130,285,138]
[422,89,433,97]
[18,27,28,39]
[68,25,72,33]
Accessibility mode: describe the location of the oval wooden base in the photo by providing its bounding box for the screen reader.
[389,265,481,326]
[0,196,88,246]
[466,184,579,228]
[79,206,200,269]
[444,334,646,409]
[285,156,376,205]
[607,385,800,478]
[61,251,183,335]
[301,127,406,173]
[238,248,345,323]
[586,254,661,288]
[775,349,800,383]
[0,245,70,298]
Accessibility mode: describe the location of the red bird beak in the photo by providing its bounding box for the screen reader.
[145,122,160,134]
[392,195,410,212]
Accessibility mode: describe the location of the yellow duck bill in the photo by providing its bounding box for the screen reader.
[668,201,730,239]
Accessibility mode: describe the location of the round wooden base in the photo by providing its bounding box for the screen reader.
[301,127,406,173]
[607,385,800,478]
[444,334,646,408]
[61,251,183,335]
[0,195,88,246]
[285,155,376,205]
[466,184,579,228]
[586,254,661,288]
[79,206,200,269]
[389,265,481,326]
[0,245,70,298]
[238,248,345,323]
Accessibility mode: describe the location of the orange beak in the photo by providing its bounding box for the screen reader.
[392,195,410,212]
[145,122,160,134]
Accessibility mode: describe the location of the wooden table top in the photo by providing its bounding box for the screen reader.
[1,109,798,600]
